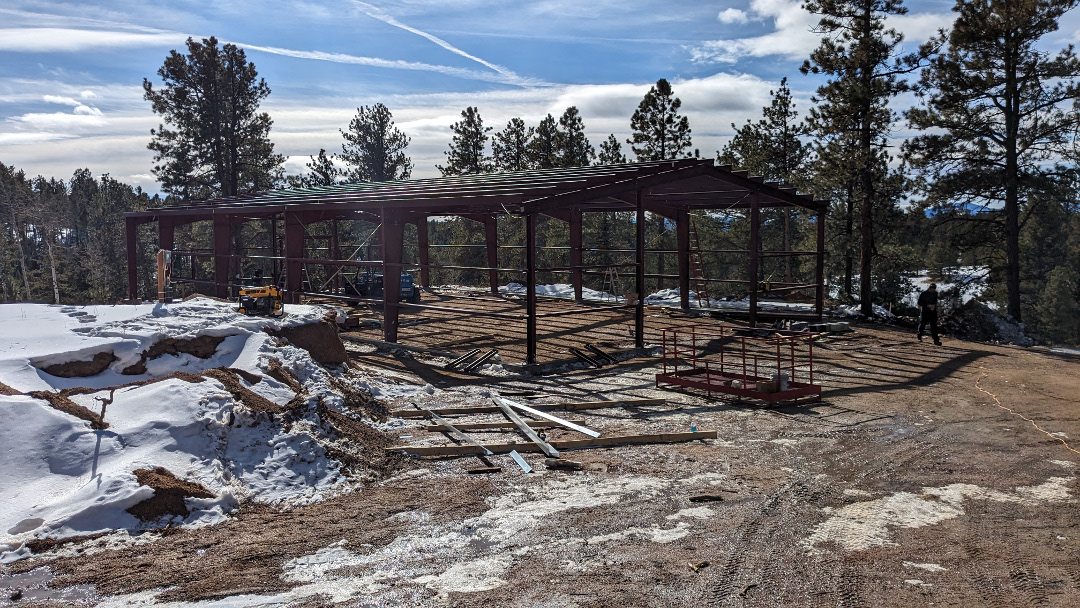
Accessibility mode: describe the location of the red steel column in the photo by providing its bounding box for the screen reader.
[212,213,231,299]
[126,216,139,301]
[570,210,583,302]
[526,213,538,364]
[816,209,826,320]
[677,209,690,310]
[749,199,760,326]
[417,216,430,288]
[485,215,499,295]
[158,217,175,251]
[635,189,645,348]
[382,207,405,343]
[284,208,304,303]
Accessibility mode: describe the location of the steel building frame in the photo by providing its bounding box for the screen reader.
[125,159,828,364]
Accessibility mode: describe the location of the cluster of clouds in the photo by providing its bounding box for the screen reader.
[0,1,999,192]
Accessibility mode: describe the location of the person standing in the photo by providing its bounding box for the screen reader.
[917,283,942,345]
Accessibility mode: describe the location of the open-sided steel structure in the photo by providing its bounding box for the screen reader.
[125,159,827,364]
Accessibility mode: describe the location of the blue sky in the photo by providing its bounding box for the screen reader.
[1,1,1077,194]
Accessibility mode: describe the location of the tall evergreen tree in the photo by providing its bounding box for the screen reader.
[627,78,693,161]
[286,149,342,188]
[528,114,560,170]
[597,134,627,165]
[143,36,284,200]
[903,0,1080,322]
[492,117,532,172]
[719,77,814,284]
[340,103,412,183]
[801,0,915,316]
[438,107,492,176]
[556,106,595,167]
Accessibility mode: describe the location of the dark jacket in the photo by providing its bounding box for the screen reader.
[917,288,938,308]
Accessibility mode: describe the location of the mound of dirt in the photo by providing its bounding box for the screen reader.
[125,467,215,522]
[40,351,117,378]
[941,299,1036,346]
[27,390,107,430]
[122,335,228,375]
[269,320,347,366]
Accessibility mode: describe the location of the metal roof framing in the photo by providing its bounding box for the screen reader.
[125,160,827,364]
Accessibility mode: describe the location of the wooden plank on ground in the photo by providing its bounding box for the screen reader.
[500,398,601,438]
[394,398,667,419]
[387,430,717,457]
[428,411,493,456]
[423,419,586,432]
[497,399,560,458]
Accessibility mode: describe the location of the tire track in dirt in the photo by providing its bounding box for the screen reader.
[835,563,866,608]
[706,476,825,606]
[1006,554,1050,606]
[961,518,1011,607]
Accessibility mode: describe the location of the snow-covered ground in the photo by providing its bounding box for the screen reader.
[902,266,989,308]
[0,299,357,563]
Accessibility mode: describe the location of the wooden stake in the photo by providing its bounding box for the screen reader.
[387,430,717,457]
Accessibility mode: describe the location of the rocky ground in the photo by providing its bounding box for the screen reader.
[2,313,1079,607]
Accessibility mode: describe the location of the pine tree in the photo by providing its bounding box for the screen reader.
[492,117,532,172]
[143,36,284,200]
[720,77,814,285]
[628,78,692,161]
[556,106,595,168]
[287,149,342,188]
[801,0,914,316]
[1035,265,1080,344]
[438,107,492,176]
[528,114,559,170]
[904,0,1080,322]
[340,103,412,183]
[597,134,627,165]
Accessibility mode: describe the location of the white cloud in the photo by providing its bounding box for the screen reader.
[80,90,98,99]
[9,111,107,130]
[43,95,81,106]
[691,1,953,64]
[0,28,187,52]
[718,8,749,24]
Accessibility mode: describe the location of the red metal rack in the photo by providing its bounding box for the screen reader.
[655,324,821,404]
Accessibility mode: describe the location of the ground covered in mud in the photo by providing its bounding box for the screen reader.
[2,313,1079,606]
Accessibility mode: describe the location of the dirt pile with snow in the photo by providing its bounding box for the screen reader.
[941,299,1036,346]
[0,298,393,563]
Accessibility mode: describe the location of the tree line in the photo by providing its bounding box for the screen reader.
[2,1,1079,344]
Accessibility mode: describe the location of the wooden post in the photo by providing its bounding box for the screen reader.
[125,216,139,301]
[417,216,430,288]
[816,209,826,320]
[677,209,690,311]
[284,208,304,303]
[156,249,172,302]
[749,199,760,327]
[526,213,538,364]
[382,207,405,343]
[485,215,499,295]
[212,213,231,299]
[635,189,645,348]
[570,210,583,302]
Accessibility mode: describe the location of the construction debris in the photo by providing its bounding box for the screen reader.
[388,431,717,457]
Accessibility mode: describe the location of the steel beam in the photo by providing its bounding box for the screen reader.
[526,213,537,365]
[212,213,231,299]
[677,209,690,310]
[382,207,405,343]
[284,209,304,303]
[749,198,760,326]
[485,215,499,295]
[570,210,583,301]
[635,189,645,348]
[126,216,139,301]
[417,216,430,288]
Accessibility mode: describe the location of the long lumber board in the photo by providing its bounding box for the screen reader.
[394,398,667,419]
[388,430,717,457]
[428,412,492,456]
[423,419,586,432]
